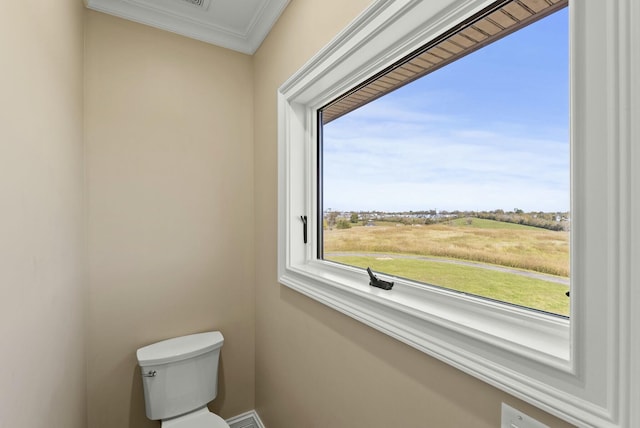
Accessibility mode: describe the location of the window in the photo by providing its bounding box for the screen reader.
[319,4,570,317]
[278,1,638,427]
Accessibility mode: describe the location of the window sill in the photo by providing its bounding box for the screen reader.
[279,254,582,423]
[284,259,570,367]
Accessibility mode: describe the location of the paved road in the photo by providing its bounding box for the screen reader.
[324,252,570,286]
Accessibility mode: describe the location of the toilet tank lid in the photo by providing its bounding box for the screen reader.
[136,331,224,366]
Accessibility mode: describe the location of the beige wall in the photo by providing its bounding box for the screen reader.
[252,1,574,427]
[84,11,255,427]
[0,0,86,427]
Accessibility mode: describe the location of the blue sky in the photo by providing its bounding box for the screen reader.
[323,8,569,213]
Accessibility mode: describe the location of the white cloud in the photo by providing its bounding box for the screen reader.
[323,107,569,212]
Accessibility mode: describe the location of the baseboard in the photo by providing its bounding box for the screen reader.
[226,410,266,428]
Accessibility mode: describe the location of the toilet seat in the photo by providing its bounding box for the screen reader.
[162,407,230,428]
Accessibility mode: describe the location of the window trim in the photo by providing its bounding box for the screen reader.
[277,1,639,426]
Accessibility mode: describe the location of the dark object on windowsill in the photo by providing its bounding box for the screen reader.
[566,291,570,297]
[367,267,394,290]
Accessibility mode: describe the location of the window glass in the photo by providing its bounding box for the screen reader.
[320,7,569,316]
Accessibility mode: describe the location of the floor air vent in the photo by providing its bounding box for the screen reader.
[178,0,209,9]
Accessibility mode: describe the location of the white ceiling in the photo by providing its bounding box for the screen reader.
[85,0,290,54]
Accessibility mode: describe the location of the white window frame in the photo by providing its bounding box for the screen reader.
[277,1,640,427]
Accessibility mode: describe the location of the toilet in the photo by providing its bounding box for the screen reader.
[136,331,230,428]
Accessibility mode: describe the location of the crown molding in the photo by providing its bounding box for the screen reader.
[85,0,289,54]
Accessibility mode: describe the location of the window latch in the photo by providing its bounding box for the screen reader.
[367,267,394,290]
[300,215,308,244]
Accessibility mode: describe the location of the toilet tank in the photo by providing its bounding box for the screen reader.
[136,331,224,421]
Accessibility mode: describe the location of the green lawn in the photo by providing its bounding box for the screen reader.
[326,254,570,316]
[448,217,541,230]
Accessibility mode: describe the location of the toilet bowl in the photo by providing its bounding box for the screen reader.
[136,331,230,428]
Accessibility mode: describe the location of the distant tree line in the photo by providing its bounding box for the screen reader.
[324,209,570,231]
[474,211,568,231]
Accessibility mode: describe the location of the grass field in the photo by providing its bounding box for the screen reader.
[323,218,570,315]
[327,255,569,316]
[325,218,569,276]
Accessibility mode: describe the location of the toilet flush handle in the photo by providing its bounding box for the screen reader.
[142,370,157,378]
